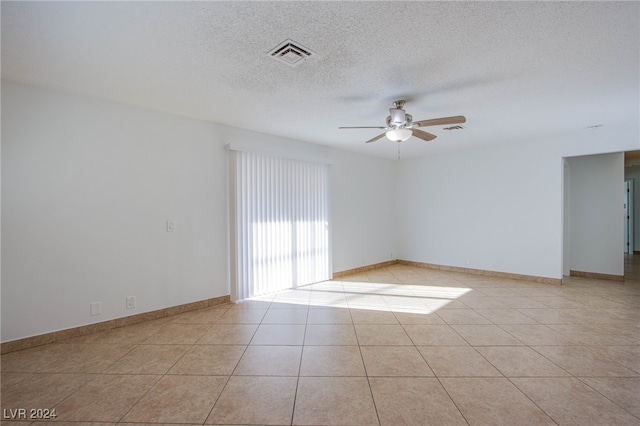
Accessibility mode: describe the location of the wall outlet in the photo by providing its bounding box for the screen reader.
[126,296,136,309]
[167,220,175,232]
[90,302,101,316]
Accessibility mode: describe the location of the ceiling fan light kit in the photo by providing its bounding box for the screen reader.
[339,99,466,145]
[386,128,412,142]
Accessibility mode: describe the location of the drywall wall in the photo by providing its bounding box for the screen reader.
[2,81,229,341]
[568,153,624,276]
[329,148,396,272]
[1,81,397,342]
[624,165,640,251]
[396,122,637,281]
[396,141,563,279]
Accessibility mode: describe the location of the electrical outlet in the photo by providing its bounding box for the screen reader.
[167,220,175,232]
[90,302,101,316]
[126,296,136,309]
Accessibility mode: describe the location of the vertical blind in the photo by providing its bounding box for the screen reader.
[229,150,331,301]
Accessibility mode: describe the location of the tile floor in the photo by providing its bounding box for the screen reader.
[2,259,640,425]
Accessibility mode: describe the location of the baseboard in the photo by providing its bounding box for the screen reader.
[332,258,561,285]
[1,295,231,355]
[396,260,563,285]
[332,260,398,278]
[570,270,625,282]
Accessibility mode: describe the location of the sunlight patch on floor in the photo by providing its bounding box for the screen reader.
[241,280,473,315]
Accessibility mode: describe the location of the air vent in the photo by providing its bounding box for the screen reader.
[443,125,464,131]
[268,39,316,67]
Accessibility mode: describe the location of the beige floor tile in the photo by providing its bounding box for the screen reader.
[532,345,639,377]
[89,320,170,344]
[370,377,467,425]
[142,323,212,344]
[451,324,524,346]
[393,311,445,324]
[0,373,93,410]
[300,346,365,376]
[581,377,640,418]
[473,308,539,324]
[440,377,556,425]
[588,345,640,373]
[272,289,311,305]
[473,287,519,297]
[217,308,267,324]
[304,324,358,345]
[492,296,549,309]
[170,307,226,323]
[233,345,302,376]
[459,296,509,309]
[122,375,227,424]
[512,377,640,425]
[436,309,492,325]
[381,295,428,311]
[354,324,412,345]
[167,345,245,375]
[1,372,30,390]
[350,309,398,324]
[39,343,135,373]
[309,291,349,307]
[498,324,578,345]
[418,346,502,377]
[306,308,353,324]
[293,377,378,425]
[476,346,570,377]
[228,299,272,309]
[261,308,309,324]
[437,299,469,309]
[548,324,635,345]
[206,376,297,425]
[517,308,579,324]
[34,423,116,426]
[196,323,258,345]
[361,346,433,377]
[53,374,160,422]
[104,344,189,374]
[5,262,640,425]
[403,324,468,346]
[0,344,71,372]
[250,324,306,345]
[347,294,389,310]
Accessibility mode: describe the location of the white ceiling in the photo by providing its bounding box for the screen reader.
[2,1,638,159]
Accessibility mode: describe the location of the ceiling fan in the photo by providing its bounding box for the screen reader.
[339,100,466,143]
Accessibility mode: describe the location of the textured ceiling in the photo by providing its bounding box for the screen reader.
[2,1,639,159]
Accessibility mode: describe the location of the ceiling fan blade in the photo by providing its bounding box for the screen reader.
[365,133,387,144]
[339,126,387,129]
[413,116,466,127]
[411,129,437,142]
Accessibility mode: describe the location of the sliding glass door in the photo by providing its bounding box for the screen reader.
[229,150,330,301]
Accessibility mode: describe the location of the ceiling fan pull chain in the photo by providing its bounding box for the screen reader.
[397,142,400,160]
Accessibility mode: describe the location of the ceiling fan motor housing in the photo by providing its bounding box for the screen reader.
[389,108,407,126]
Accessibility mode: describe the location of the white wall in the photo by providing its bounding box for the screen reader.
[1,81,395,342]
[396,124,637,281]
[2,81,229,341]
[329,149,396,272]
[567,153,624,276]
[396,141,563,279]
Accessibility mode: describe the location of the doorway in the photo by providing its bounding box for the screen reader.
[624,180,634,254]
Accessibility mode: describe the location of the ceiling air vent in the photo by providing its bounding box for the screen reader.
[268,39,316,67]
